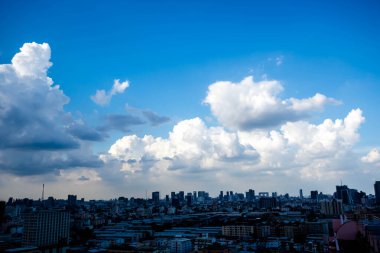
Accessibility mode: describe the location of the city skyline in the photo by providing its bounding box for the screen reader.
[1,1,380,199]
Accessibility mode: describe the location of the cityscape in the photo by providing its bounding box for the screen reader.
[1,1,380,253]
[1,182,380,252]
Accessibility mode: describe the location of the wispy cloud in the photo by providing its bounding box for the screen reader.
[91,79,129,106]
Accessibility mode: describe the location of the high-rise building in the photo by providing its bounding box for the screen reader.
[299,189,303,199]
[310,190,318,200]
[258,192,269,197]
[152,191,160,204]
[197,191,206,199]
[375,181,380,204]
[172,196,180,208]
[320,199,343,216]
[186,194,192,206]
[336,185,352,204]
[22,210,70,247]
[246,189,255,201]
[193,191,197,201]
[259,197,277,209]
[67,194,77,207]
[178,191,185,202]
[219,191,224,201]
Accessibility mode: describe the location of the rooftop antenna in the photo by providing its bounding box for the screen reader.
[42,184,44,202]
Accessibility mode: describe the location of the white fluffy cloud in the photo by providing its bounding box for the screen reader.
[11,42,52,79]
[204,76,339,130]
[0,42,102,175]
[91,79,129,106]
[101,117,258,175]
[361,149,380,164]
[101,107,365,194]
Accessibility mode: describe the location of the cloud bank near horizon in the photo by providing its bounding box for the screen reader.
[0,43,377,199]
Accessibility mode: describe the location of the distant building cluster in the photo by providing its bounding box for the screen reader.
[1,182,380,252]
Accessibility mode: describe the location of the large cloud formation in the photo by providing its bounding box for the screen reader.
[0,43,101,176]
[101,75,369,195]
[101,117,258,174]
[0,43,374,198]
[204,76,339,130]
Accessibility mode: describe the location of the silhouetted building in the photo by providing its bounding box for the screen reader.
[172,197,180,208]
[22,210,70,247]
[67,194,77,207]
[193,191,197,201]
[310,190,318,200]
[178,191,185,202]
[152,191,160,204]
[375,181,380,204]
[246,189,255,201]
[259,197,277,209]
[186,194,192,206]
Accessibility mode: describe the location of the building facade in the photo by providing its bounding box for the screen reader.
[22,210,70,247]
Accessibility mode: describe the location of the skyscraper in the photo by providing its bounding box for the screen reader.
[336,185,353,205]
[152,191,160,204]
[67,194,77,207]
[374,181,380,204]
[310,190,318,200]
[178,191,185,202]
[246,189,255,201]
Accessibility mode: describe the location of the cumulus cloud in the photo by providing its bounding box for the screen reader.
[91,79,129,106]
[0,42,102,176]
[239,108,364,178]
[101,106,365,195]
[101,117,258,175]
[288,93,340,111]
[361,149,380,164]
[204,76,339,130]
[11,42,52,79]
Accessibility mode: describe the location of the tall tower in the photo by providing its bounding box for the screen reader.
[42,184,44,201]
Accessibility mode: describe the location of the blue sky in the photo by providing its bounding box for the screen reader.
[1,1,380,199]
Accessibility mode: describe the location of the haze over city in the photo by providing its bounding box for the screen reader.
[1,1,380,200]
